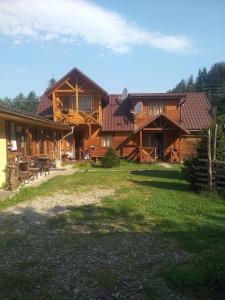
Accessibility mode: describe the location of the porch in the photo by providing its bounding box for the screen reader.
[124,113,190,163]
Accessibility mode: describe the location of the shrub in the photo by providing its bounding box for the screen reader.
[101,147,120,168]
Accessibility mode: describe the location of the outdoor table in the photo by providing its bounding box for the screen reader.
[37,157,49,173]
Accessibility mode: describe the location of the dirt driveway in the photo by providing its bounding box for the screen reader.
[0,187,189,300]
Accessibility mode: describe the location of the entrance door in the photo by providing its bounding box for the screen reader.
[145,133,164,160]
[154,133,164,160]
[75,131,84,158]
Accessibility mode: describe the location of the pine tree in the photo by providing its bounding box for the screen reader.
[48,77,56,88]
[101,147,120,168]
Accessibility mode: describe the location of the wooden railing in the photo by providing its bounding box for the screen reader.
[56,109,100,124]
[139,147,156,163]
[170,147,180,162]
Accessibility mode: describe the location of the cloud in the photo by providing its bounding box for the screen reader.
[0,0,192,53]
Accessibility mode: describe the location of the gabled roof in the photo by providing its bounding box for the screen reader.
[45,67,108,96]
[37,67,108,116]
[0,104,70,130]
[134,113,190,134]
[102,95,134,132]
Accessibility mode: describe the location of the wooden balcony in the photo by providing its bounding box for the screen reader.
[55,109,101,125]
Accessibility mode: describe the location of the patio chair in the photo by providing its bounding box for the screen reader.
[43,159,52,176]
[27,159,39,180]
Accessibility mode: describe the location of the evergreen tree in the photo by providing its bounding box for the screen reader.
[187,75,194,92]
[101,147,120,168]
[48,77,57,88]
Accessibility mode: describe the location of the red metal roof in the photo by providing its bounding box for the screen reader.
[102,95,134,132]
[37,95,53,116]
[181,93,212,130]
[102,92,212,132]
[129,93,186,98]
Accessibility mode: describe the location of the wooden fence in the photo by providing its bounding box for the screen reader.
[193,159,225,192]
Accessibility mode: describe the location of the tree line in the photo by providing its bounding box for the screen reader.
[170,61,225,119]
[0,77,56,113]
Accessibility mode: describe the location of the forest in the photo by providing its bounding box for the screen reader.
[171,61,225,123]
[0,78,56,113]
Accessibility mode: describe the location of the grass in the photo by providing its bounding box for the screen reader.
[0,162,225,299]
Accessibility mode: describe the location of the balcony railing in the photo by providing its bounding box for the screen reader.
[55,109,101,125]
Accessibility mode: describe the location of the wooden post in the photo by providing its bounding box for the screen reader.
[208,128,213,192]
[139,130,143,162]
[213,124,218,161]
[140,130,143,148]
[98,100,102,125]
[75,75,79,117]
[52,92,56,121]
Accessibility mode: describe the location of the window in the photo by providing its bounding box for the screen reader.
[71,96,76,111]
[61,96,69,112]
[9,122,17,151]
[101,135,112,147]
[149,101,164,116]
[79,95,92,112]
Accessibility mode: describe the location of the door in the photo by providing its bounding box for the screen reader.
[145,133,164,160]
[75,131,84,158]
[153,133,164,160]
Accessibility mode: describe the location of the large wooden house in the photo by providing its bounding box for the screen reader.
[38,67,212,163]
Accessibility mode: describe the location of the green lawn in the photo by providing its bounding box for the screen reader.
[0,162,225,299]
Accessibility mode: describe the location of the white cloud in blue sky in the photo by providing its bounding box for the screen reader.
[0,0,192,54]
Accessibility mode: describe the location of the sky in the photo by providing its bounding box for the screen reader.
[0,0,225,98]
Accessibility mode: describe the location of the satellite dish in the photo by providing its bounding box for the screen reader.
[133,101,143,115]
[121,88,128,101]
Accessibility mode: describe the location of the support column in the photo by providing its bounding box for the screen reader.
[52,92,56,122]
[75,75,79,117]
[139,130,143,162]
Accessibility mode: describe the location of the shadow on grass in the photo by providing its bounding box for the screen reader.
[0,198,225,300]
[130,169,185,180]
[131,179,189,192]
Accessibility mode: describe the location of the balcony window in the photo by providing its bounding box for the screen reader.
[61,96,69,112]
[71,96,76,111]
[79,95,92,112]
[149,101,164,116]
[71,95,92,112]
[101,135,112,147]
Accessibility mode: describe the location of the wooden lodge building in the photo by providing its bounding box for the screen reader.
[0,105,70,187]
[37,67,212,163]
[0,67,212,187]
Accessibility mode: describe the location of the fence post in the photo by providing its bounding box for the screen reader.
[213,123,218,161]
[208,128,213,192]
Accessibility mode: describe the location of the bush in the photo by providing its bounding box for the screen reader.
[101,147,120,168]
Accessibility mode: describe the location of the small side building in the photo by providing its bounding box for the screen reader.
[0,105,70,187]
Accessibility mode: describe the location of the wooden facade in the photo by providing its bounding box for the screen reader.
[37,68,212,163]
[0,106,70,186]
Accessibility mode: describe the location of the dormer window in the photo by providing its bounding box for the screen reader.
[149,101,164,116]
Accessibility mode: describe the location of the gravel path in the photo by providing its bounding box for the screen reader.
[0,187,190,300]
[0,188,114,229]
